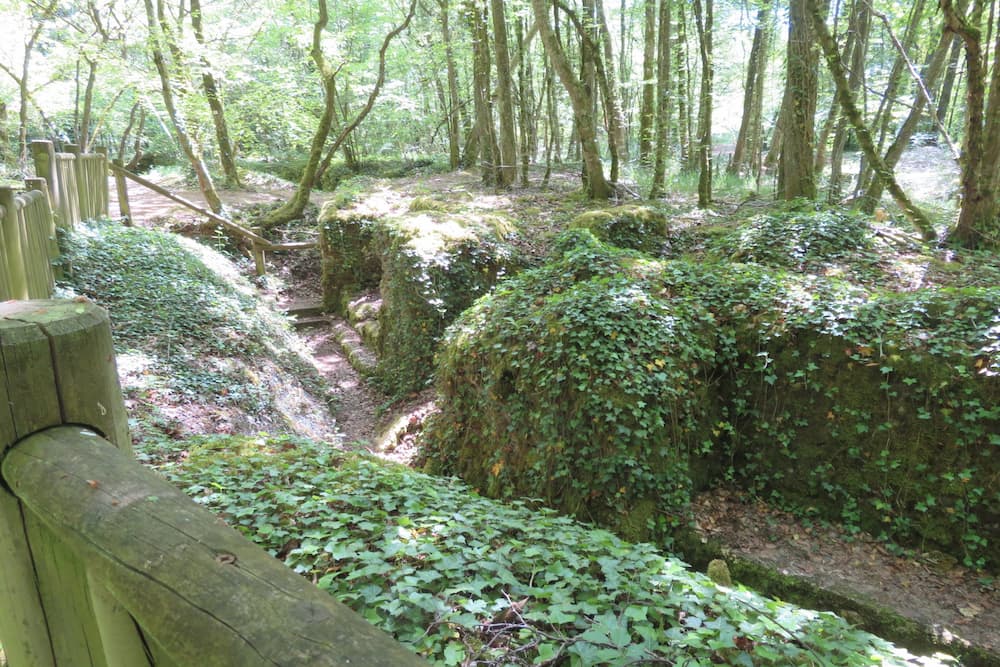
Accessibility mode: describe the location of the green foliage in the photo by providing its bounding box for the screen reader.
[58,220,329,449]
[721,203,875,269]
[568,206,669,254]
[424,229,1000,569]
[423,230,720,542]
[160,434,955,666]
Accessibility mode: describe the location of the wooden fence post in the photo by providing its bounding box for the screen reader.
[112,159,132,225]
[95,146,110,217]
[0,300,129,666]
[0,186,28,300]
[30,140,59,224]
[25,176,62,275]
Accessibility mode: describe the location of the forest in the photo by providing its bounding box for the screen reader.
[1,0,1000,665]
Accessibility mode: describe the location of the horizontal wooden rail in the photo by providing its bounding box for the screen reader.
[2,426,426,667]
[107,163,317,253]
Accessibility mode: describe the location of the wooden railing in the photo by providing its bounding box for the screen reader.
[0,183,58,301]
[30,140,109,230]
[0,300,427,666]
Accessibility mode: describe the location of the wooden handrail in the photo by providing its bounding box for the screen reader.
[107,163,317,253]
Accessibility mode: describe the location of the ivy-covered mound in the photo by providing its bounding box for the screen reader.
[422,229,1000,569]
[161,434,956,666]
[319,199,519,392]
[568,205,669,254]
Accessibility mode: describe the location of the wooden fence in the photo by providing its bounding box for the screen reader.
[0,183,58,301]
[0,300,427,666]
[30,140,109,230]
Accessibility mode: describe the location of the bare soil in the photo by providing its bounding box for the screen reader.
[109,162,998,663]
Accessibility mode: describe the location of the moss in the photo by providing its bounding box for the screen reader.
[318,205,520,393]
[569,205,669,254]
[706,559,733,586]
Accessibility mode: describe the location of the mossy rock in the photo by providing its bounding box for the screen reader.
[569,205,669,254]
[422,231,721,542]
[318,203,520,393]
[318,206,381,314]
[424,230,1000,568]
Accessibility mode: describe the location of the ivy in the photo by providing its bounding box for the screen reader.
[160,434,956,666]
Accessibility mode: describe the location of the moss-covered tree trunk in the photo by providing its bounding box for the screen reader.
[638,0,657,163]
[439,0,462,170]
[649,0,672,198]
[808,0,936,240]
[692,0,713,208]
[491,0,518,187]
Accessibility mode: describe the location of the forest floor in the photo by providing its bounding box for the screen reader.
[107,155,997,663]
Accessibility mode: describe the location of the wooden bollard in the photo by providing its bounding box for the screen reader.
[112,158,132,225]
[0,300,128,667]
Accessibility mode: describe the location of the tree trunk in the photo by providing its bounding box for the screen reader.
[638,0,657,162]
[594,0,628,170]
[143,0,223,214]
[828,0,870,201]
[808,0,936,240]
[860,28,952,211]
[532,0,611,199]
[779,0,819,200]
[190,0,241,187]
[943,0,1000,247]
[467,0,499,184]
[692,0,713,207]
[676,2,693,168]
[937,35,964,130]
[439,0,462,170]
[491,0,518,187]
[515,16,533,186]
[649,0,672,197]
[729,5,769,177]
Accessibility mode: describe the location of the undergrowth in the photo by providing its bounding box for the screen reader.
[159,434,957,667]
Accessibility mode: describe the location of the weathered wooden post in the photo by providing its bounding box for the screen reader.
[112,159,132,225]
[0,186,28,300]
[0,300,429,666]
[95,146,110,217]
[0,300,129,666]
[30,140,60,224]
[25,176,62,274]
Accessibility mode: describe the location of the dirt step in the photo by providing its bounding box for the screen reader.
[281,299,326,319]
[331,320,378,376]
[289,315,330,330]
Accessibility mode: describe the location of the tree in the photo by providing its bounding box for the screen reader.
[143,0,223,213]
[692,0,713,207]
[648,0,671,198]
[779,0,819,200]
[941,0,1000,247]
[190,0,241,187]
[531,0,611,199]
[491,0,518,187]
[728,3,771,180]
[260,0,417,230]
[807,0,936,240]
[466,0,500,184]
[637,0,657,163]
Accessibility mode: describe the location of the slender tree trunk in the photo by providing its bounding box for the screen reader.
[190,0,241,187]
[491,0,518,187]
[649,0,672,197]
[532,0,611,198]
[467,0,499,184]
[937,35,964,128]
[638,0,657,162]
[595,0,628,167]
[779,0,819,200]
[439,0,462,170]
[692,0,713,207]
[809,0,936,239]
[676,2,693,168]
[516,16,532,186]
[860,27,952,211]
[143,0,223,213]
[729,5,769,177]
[828,0,870,201]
